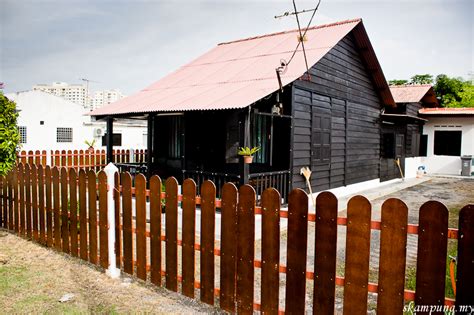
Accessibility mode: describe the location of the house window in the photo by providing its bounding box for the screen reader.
[382,133,395,158]
[57,127,73,142]
[434,131,462,156]
[102,133,122,146]
[251,114,270,163]
[19,126,27,143]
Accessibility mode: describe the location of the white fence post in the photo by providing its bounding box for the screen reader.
[104,162,121,279]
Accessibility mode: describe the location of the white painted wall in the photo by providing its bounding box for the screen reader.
[420,116,474,175]
[7,90,146,151]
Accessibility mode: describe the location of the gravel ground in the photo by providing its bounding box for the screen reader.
[0,230,221,314]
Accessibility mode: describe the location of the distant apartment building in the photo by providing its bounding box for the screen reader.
[90,89,124,110]
[33,82,87,107]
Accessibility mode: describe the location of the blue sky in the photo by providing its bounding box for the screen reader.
[1,0,472,95]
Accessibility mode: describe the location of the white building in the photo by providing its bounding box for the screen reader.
[419,108,474,175]
[90,89,124,110]
[33,82,87,107]
[6,90,147,152]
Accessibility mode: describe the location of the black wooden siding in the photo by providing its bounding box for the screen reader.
[291,33,382,192]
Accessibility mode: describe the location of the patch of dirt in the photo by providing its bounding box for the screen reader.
[0,231,221,314]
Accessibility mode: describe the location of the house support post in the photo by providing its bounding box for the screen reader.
[239,109,250,187]
[146,114,154,178]
[104,162,120,279]
[106,116,114,163]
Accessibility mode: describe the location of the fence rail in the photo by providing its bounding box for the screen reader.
[17,149,147,171]
[1,163,473,313]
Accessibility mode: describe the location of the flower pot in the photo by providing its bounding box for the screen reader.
[243,155,253,164]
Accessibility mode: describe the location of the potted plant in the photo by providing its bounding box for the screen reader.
[238,146,260,164]
[85,139,96,153]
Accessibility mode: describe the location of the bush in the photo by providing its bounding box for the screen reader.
[0,93,20,176]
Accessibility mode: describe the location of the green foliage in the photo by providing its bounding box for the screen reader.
[434,74,474,108]
[238,146,260,156]
[0,93,20,176]
[388,79,408,86]
[84,139,96,148]
[410,74,433,85]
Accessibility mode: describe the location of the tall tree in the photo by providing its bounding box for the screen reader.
[434,74,474,108]
[389,79,408,86]
[410,74,433,85]
[0,93,20,175]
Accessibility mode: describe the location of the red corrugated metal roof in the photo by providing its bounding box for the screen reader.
[91,18,393,117]
[389,85,434,103]
[419,107,474,115]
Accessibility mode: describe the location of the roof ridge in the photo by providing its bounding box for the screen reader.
[218,18,362,46]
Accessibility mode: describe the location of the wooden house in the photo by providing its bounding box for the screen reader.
[91,18,399,199]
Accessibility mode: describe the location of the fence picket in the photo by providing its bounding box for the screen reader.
[219,183,238,312]
[236,184,255,313]
[200,180,216,305]
[0,176,3,226]
[79,169,88,260]
[456,204,474,308]
[150,175,162,286]
[98,171,108,269]
[38,166,45,244]
[88,170,98,264]
[415,201,448,314]
[165,177,179,291]
[182,178,196,298]
[45,166,53,247]
[285,188,309,314]
[67,150,72,169]
[25,164,32,238]
[52,167,61,250]
[114,172,121,268]
[73,150,79,170]
[377,198,408,314]
[9,169,16,232]
[313,191,338,314]
[261,188,280,314]
[69,169,78,257]
[19,164,26,235]
[343,195,371,315]
[61,167,70,253]
[2,175,7,228]
[61,150,66,167]
[79,150,85,169]
[28,150,34,166]
[135,174,147,280]
[122,172,133,275]
[31,164,39,241]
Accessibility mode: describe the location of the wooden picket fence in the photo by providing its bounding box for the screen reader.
[17,149,147,171]
[0,163,473,313]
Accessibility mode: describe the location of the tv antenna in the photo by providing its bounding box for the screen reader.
[79,78,100,109]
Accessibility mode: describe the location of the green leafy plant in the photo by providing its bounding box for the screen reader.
[84,139,96,148]
[0,93,20,176]
[238,146,260,156]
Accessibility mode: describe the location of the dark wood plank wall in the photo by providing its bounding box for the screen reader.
[291,33,382,191]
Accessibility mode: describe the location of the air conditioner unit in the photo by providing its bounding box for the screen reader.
[93,127,104,137]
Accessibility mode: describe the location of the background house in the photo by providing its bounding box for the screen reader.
[419,107,474,175]
[6,90,146,157]
[387,84,438,178]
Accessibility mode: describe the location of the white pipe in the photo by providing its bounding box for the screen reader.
[104,162,121,279]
